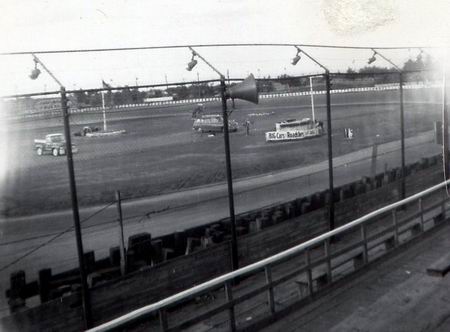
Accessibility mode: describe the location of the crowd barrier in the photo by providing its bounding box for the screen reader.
[87,176,450,332]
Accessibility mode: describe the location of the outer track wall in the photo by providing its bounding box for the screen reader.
[238,157,443,266]
[0,156,443,331]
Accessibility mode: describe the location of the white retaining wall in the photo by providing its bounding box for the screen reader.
[5,82,441,121]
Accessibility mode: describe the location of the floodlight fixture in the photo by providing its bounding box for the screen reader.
[367,50,377,65]
[291,47,301,65]
[29,58,41,80]
[186,51,198,71]
[29,54,64,87]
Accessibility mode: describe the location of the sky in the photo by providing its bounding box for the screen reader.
[1,0,450,96]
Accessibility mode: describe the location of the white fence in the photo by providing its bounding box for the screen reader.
[5,82,441,121]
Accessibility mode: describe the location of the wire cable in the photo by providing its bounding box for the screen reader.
[0,201,115,273]
[0,43,440,56]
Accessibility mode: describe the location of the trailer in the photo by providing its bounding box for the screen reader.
[265,118,323,142]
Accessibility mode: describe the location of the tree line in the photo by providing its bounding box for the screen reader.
[72,55,436,108]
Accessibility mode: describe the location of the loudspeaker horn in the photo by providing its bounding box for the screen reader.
[226,74,259,104]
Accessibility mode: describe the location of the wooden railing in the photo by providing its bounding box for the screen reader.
[88,179,450,332]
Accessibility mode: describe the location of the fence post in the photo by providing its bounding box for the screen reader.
[442,190,447,219]
[392,209,399,246]
[361,224,368,264]
[324,239,332,283]
[265,266,275,315]
[159,309,168,332]
[225,282,236,331]
[305,249,314,296]
[116,190,126,275]
[418,198,424,232]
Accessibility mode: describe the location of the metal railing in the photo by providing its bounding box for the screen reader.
[88,179,450,332]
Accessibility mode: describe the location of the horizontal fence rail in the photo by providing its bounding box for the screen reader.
[88,178,450,332]
[2,82,441,123]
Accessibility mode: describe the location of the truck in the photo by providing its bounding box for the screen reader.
[34,133,78,156]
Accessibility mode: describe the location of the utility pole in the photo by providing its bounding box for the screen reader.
[370,49,406,199]
[325,72,335,230]
[293,47,335,231]
[399,72,406,199]
[61,88,92,328]
[220,77,239,271]
[30,54,92,328]
[188,47,240,270]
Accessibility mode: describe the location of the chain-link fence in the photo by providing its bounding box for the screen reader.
[0,67,447,322]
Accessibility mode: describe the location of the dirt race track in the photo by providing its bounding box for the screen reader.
[1,87,443,217]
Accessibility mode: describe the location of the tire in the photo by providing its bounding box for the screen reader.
[37,147,43,156]
[52,148,59,157]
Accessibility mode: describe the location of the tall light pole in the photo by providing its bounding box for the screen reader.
[186,47,258,271]
[30,54,92,328]
[369,49,406,200]
[187,47,239,270]
[292,46,335,231]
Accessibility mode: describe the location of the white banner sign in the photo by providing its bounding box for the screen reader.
[265,129,321,142]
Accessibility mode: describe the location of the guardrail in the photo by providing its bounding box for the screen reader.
[88,178,450,332]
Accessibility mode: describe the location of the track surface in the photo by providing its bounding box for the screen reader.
[0,87,444,316]
[1,88,442,216]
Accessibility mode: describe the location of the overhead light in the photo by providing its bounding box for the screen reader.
[29,58,41,80]
[367,51,377,65]
[291,47,301,65]
[186,51,198,71]
[291,54,301,66]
